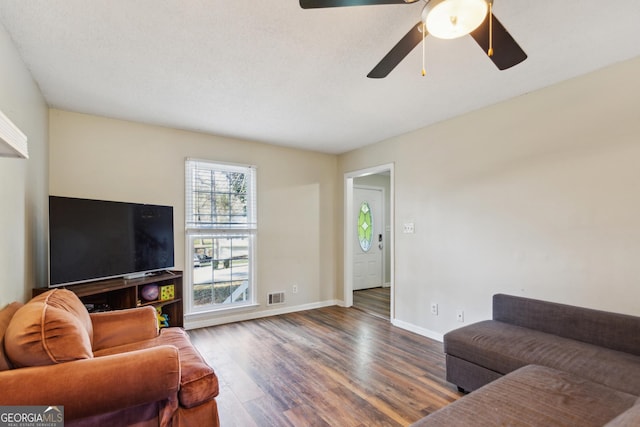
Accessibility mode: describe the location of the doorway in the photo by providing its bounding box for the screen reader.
[344,164,394,320]
[353,186,384,291]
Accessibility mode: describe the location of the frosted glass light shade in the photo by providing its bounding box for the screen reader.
[425,0,488,40]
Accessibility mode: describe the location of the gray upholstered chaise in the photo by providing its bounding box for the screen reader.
[411,294,640,426]
[413,365,639,427]
[445,293,640,395]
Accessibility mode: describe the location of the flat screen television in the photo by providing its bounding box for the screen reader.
[49,196,175,287]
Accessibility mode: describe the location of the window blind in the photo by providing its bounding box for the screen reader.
[185,158,257,230]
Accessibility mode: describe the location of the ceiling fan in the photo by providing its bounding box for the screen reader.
[299,0,527,78]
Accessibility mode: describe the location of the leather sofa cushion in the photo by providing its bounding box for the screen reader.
[5,289,94,367]
[94,327,219,408]
[0,302,24,371]
[159,328,219,408]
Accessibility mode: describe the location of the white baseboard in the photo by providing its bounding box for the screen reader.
[184,299,341,330]
[391,318,444,342]
[328,300,444,342]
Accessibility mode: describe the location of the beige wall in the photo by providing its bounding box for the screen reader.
[0,24,49,306]
[49,110,339,326]
[339,56,640,336]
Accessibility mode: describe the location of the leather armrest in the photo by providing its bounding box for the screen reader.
[91,306,159,350]
[0,345,180,420]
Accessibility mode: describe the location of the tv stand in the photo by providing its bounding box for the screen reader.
[34,271,184,327]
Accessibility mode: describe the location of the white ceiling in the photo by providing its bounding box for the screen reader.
[1,1,639,154]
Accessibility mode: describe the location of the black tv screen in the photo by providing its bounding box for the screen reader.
[49,196,174,286]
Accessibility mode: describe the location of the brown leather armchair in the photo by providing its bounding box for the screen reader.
[0,289,219,427]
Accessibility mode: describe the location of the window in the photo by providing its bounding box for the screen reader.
[185,159,256,313]
[358,201,373,252]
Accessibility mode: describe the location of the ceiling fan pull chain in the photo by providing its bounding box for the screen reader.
[487,0,494,57]
[422,22,427,76]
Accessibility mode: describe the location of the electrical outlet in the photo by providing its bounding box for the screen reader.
[403,223,415,233]
[456,309,464,322]
[430,303,438,315]
[292,284,298,294]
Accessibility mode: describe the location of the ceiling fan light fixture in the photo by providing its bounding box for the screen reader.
[425,0,488,40]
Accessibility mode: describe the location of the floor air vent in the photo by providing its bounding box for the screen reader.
[268,291,285,305]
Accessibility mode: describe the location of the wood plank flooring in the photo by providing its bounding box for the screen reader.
[188,306,461,427]
[353,287,391,319]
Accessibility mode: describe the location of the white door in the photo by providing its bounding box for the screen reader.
[353,187,383,290]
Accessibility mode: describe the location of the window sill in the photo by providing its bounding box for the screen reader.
[184,303,261,329]
[185,302,260,319]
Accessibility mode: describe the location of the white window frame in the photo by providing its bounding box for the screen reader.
[184,158,257,314]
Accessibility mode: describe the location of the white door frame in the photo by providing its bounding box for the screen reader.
[344,163,394,319]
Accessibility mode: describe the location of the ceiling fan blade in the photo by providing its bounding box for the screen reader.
[470,14,527,70]
[300,0,408,9]
[368,21,423,79]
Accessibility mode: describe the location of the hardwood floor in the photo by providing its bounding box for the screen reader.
[188,306,461,427]
[353,287,390,319]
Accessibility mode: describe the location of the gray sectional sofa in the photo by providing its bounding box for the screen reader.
[412,294,640,426]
